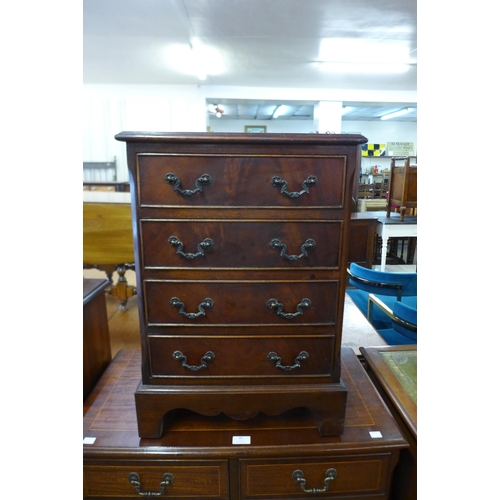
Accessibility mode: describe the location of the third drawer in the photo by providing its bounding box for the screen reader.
[144,279,339,326]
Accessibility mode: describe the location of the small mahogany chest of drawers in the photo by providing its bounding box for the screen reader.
[115,132,367,438]
[83,349,407,499]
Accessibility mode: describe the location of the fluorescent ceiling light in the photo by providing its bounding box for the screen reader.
[380,108,413,120]
[318,62,410,73]
[272,105,287,119]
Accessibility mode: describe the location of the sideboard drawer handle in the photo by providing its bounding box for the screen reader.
[165,172,212,196]
[271,175,317,198]
[168,235,214,259]
[267,351,309,371]
[173,350,215,371]
[292,468,337,494]
[170,297,214,319]
[128,472,174,496]
[267,298,311,319]
[270,238,316,261]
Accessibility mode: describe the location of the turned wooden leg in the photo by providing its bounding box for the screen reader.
[109,264,136,311]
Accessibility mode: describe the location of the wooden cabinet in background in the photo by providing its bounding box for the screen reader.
[348,213,379,268]
[83,278,111,399]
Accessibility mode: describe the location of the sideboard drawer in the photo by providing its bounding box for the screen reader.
[144,280,339,326]
[239,455,391,498]
[84,460,229,499]
[141,219,342,269]
[136,153,348,208]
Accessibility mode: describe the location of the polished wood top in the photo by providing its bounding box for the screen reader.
[115,131,368,146]
[83,278,109,306]
[83,348,407,459]
[352,211,417,225]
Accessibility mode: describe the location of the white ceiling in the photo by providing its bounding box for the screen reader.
[83,0,417,122]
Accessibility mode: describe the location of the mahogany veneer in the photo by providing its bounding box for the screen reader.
[115,132,367,438]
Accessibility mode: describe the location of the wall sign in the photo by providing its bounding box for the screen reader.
[387,142,414,156]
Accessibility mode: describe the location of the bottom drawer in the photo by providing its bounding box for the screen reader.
[240,454,392,499]
[84,460,229,499]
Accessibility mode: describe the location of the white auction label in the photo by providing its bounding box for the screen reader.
[83,437,97,444]
[369,431,383,439]
[232,436,251,445]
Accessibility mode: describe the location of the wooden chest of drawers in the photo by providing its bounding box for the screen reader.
[83,349,407,499]
[115,132,367,438]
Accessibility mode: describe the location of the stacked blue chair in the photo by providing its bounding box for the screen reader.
[346,263,417,344]
[367,295,417,345]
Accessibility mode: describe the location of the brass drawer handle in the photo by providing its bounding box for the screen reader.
[170,297,214,319]
[271,175,317,198]
[292,468,337,494]
[168,235,214,259]
[128,472,174,496]
[270,238,316,261]
[165,172,212,196]
[267,298,311,319]
[267,351,309,371]
[173,350,215,371]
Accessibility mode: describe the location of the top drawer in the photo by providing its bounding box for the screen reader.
[136,154,348,208]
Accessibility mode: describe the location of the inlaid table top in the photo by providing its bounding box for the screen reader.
[83,348,407,456]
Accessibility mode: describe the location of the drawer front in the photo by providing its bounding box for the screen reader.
[136,154,348,208]
[84,460,229,499]
[239,455,391,498]
[141,219,342,269]
[144,280,339,326]
[148,335,334,378]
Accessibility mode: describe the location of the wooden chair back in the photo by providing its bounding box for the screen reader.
[386,156,417,220]
[358,183,374,199]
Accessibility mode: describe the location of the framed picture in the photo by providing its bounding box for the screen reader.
[245,125,267,133]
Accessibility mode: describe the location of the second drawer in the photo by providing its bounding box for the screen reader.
[140,219,342,269]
